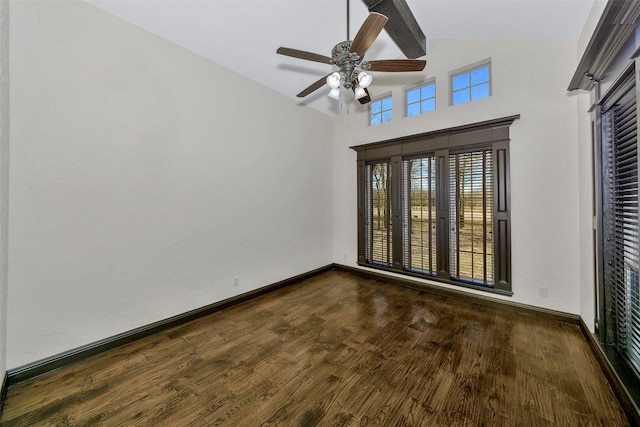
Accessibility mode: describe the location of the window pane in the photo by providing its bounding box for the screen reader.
[421,84,435,99]
[371,113,381,126]
[453,89,470,105]
[407,103,420,117]
[406,157,437,274]
[382,97,393,111]
[369,162,392,266]
[451,63,491,106]
[421,98,435,112]
[471,66,489,85]
[449,150,494,285]
[406,83,435,117]
[452,73,469,91]
[382,110,392,123]
[370,100,381,114]
[407,89,420,104]
[471,83,490,100]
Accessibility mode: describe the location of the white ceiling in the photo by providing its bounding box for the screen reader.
[88,0,599,116]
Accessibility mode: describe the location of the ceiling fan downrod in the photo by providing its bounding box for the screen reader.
[346,0,350,41]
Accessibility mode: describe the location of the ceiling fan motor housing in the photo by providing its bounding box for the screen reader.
[332,41,363,88]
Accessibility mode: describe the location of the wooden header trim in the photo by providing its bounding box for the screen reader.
[569,0,640,91]
[350,115,520,161]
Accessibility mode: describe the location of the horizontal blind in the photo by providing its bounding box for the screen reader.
[449,150,494,286]
[403,157,437,275]
[610,74,640,375]
[366,162,392,267]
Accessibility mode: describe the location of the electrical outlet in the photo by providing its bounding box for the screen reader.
[538,287,547,297]
[234,278,240,287]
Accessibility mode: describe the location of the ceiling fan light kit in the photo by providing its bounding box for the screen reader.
[358,72,372,88]
[329,87,342,100]
[354,86,368,100]
[276,9,426,105]
[327,72,342,89]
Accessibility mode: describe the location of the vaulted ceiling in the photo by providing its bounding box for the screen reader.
[88,0,598,116]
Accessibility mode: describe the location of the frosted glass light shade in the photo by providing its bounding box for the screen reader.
[354,86,367,100]
[328,87,341,100]
[358,72,372,88]
[326,72,341,89]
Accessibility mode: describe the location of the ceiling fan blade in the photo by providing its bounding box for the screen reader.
[366,59,426,72]
[349,12,388,57]
[277,47,333,64]
[297,74,331,98]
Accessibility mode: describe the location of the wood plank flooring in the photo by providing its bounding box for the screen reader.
[0,269,630,426]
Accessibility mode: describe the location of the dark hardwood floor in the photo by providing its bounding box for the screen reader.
[0,270,630,426]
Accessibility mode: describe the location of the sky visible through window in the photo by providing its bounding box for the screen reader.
[370,96,393,126]
[452,65,490,105]
[407,82,436,117]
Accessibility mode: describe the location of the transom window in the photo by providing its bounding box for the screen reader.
[406,82,436,117]
[370,96,393,126]
[353,116,517,295]
[451,62,491,106]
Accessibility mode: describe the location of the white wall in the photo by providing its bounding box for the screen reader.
[575,88,594,331]
[8,0,333,369]
[0,0,9,381]
[333,38,582,314]
[577,1,608,58]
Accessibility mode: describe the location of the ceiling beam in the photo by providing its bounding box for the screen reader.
[361,0,426,59]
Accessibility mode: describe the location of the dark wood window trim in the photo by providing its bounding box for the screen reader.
[351,115,519,296]
[568,1,640,91]
[570,1,640,415]
[589,56,640,418]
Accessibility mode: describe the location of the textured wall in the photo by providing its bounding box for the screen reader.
[8,0,332,369]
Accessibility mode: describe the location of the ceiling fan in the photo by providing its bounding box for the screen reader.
[276,5,426,105]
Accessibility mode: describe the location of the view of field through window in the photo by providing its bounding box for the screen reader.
[367,151,494,285]
[367,162,392,267]
[450,150,494,285]
[405,157,437,274]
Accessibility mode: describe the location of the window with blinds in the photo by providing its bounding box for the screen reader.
[403,156,437,275]
[449,150,494,286]
[354,116,516,295]
[600,66,640,377]
[365,162,392,267]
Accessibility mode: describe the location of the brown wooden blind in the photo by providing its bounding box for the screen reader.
[365,162,392,267]
[448,149,494,286]
[403,156,437,275]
